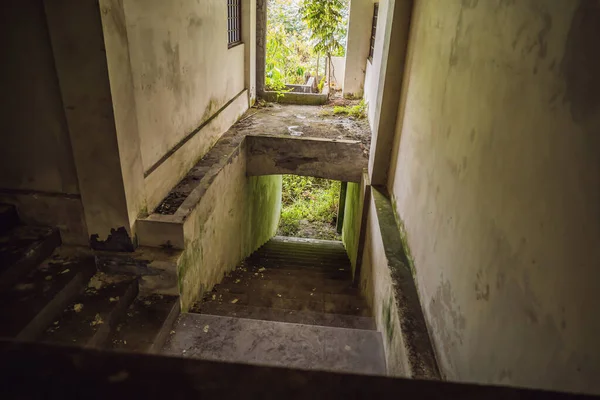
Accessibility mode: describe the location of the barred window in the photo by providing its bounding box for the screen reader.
[368,3,379,61]
[227,0,242,47]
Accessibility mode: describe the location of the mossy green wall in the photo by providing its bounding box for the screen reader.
[244,175,282,256]
[342,182,361,275]
[177,149,282,311]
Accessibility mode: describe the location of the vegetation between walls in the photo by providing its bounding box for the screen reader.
[278,175,340,240]
[342,182,361,272]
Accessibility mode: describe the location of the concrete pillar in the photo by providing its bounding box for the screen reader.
[44,0,145,250]
[343,0,374,98]
[256,0,267,96]
[367,0,413,186]
[243,0,257,104]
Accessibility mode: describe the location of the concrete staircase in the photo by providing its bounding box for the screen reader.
[0,204,179,352]
[162,236,386,375]
[0,204,385,376]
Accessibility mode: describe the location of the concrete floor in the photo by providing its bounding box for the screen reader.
[237,101,371,150]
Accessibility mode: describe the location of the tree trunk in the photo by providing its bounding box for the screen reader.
[316,53,320,91]
[327,53,332,99]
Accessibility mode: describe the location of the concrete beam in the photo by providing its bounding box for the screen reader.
[256,0,267,95]
[246,136,368,183]
[343,0,375,97]
[242,0,257,103]
[368,0,413,186]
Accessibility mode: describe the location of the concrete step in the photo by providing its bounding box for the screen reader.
[40,273,138,348]
[201,290,370,317]
[0,204,19,235]
[0,225,61,292]
[267,236,346,249]
[108,294,180,353]
[245,256,352,273]
[0,248,96,340]
[162,313,386,375]
[191,302,376,330]
[249,252,349,265]
[221,269,359,295]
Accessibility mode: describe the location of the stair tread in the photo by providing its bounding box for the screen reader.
[0,249,95,338]
[243,258,352,274]
[0,226,60,276]
[40,273,137,347]
[191,302,376,330]
[109,294,179,352]
[162,313,386,375]
[269,236,345,248]
[219,272,359,295]
[0,204,18,235]
[202,290,370,317]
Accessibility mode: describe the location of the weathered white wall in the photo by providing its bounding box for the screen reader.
[328,56,346,90]
[387,0,600,394]
[0,0,88,244]
[124,0,246,174]
[343,0,374,97]
[0,0,79,196]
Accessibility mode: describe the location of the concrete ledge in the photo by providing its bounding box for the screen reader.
[0,340,589,398]
[144,90,249,211]
[361,186,440,379]
[261,91,328,105]
[246,135,367,182]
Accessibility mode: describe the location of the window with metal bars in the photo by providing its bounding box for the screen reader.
[227,0,242,47]
[368,3,379,61]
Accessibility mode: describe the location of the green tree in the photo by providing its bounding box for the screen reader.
[300,0,346,96]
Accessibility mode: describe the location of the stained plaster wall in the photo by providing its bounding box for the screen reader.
[387,0,600,394]
[363,0,388,131]
[0,0,87,244]
[343,0,374,97]
[342,183,362,273]
[0,0,79,196]
[123,0,247,209]
[178,144,281,310]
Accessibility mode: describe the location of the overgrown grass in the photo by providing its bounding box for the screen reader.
[332,99,367,119]
[278,175,340,240]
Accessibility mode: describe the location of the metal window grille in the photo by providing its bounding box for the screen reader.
[368,3,379,61]
[227,0,242,47]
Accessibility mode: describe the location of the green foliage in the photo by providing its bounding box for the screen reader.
[332,99,367,119]
[300,0,346,57]
[266,0,348,91]
[318,76,326,92]
[278,176,340,238]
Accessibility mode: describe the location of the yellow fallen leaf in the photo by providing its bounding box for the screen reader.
[91,313,104,326]
[73,303,84,313]
[231,298,239,304]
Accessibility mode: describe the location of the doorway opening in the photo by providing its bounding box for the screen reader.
[265,0,350,96]
[277,175,342,240]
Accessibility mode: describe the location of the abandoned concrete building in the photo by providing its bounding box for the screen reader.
[0,0,599,397]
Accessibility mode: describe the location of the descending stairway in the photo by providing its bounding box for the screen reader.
[162,236,386,375]
[0,204,385,376]
[0,204,179,352]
